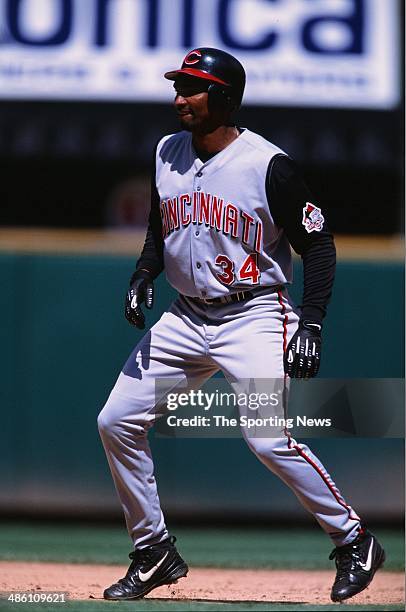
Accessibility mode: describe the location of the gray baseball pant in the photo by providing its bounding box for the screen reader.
[98,289,360,549]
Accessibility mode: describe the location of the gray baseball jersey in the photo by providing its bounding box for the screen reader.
[156,129,292,298]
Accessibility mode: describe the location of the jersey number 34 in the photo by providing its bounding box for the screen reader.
[215,253,260,286]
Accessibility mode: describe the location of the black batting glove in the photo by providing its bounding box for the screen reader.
[284,320,322,379]
[125,270,154,329]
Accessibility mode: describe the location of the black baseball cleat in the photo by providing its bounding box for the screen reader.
[329,527,385,602]
[103,535,188,600]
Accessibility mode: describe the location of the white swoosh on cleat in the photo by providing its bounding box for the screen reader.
[138,551,169,582]
[359,540,374,571]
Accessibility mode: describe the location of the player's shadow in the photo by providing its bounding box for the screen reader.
[159,134,196,175]
[149,598,305,604]
[122,331,152,379]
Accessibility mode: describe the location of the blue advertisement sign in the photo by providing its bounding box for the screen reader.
[0,0,400,107]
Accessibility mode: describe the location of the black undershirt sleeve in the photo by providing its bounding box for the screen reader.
[135,148,335,321]
[266,154,336,323]
[135,145,165,279]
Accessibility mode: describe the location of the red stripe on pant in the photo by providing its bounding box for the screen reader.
[278,290,360,524]
[277,290,288,353]
[287,437,360,521]
[277,289,289,426]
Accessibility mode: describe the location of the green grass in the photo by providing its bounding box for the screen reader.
[0,523,403,571]
[0,523,403,611]
[0,601,404,612]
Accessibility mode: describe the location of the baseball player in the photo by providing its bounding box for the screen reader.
[98,48,385,603]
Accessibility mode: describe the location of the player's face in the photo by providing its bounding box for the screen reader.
[173,78,220,132]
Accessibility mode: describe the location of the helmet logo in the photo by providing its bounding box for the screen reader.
[184,50,202,65]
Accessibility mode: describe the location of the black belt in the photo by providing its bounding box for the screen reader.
[184,286,284,306]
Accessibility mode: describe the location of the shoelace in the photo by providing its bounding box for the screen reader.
[329,542,364,577]
[117,550,156,587]
[118,536,176,587]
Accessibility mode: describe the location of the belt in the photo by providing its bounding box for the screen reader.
[184,285,284,306]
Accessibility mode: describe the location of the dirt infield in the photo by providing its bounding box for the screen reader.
[0,561,403,605]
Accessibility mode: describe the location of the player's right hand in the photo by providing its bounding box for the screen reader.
[125,270,154,329]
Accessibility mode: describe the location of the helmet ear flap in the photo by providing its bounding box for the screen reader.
[207,83,234,112]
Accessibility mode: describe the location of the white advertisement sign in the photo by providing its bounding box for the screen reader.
[0,0,400,108]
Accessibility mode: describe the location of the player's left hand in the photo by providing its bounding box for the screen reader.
[284,320,322,379]
[125,270,154,329]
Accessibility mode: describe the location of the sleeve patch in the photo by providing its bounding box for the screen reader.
[302,202,324,233]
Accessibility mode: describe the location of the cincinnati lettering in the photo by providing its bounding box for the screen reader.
[160,192,263,253]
